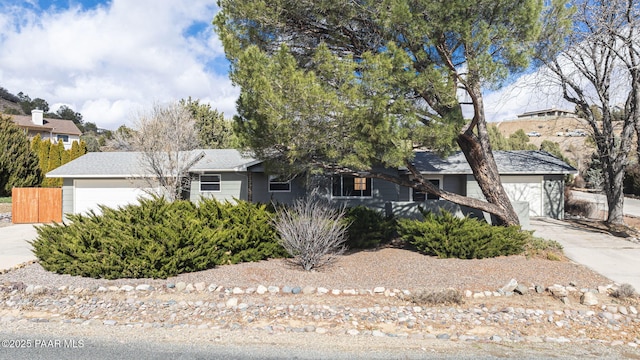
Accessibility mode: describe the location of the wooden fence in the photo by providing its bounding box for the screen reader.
[12,188,62,223]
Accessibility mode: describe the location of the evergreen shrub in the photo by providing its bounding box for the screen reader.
[397,211,527,259]
[343,206,395,249]
[31,197,286,279]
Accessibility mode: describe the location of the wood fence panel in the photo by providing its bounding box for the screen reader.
[38,188,62,223]
[12,188,62,223]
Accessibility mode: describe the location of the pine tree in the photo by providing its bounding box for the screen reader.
[0,115,42,196]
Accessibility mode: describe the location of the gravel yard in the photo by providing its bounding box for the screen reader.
[0,248,611,293]
[1,207,639,356]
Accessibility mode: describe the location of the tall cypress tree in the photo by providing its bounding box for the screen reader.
[70,140,80,160]
[0,115,42,196]
[43,141,62,187]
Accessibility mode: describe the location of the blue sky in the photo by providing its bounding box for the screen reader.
[0,0,565,130]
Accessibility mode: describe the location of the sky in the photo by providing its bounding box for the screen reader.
[0,0,569,130]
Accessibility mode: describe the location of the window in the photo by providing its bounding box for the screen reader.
[200,174,221,192]
[57,134,69,142]
[269,175,291,192]
[412,179,440,201]
[332,176,372,197]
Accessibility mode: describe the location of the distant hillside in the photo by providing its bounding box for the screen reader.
[0,86,24,115]
[493,116,598,173]
[0,97,23,115]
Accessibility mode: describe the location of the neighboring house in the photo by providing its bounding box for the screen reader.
[10,109,82,150]
[46,149,577,226]
[516,108,578,119]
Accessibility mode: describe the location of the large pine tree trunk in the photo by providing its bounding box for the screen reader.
[458,84,520,226]
[457,132,520,226]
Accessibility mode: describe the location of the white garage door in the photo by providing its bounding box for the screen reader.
[74,179,155,215]
[501,176,543,217]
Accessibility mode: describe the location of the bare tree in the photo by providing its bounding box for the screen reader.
[131,103,203,202]
[542,0,640,224]
[102,125,136,152]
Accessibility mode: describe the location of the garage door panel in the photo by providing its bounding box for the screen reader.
[74,179,156,215]
[501,176,542,217]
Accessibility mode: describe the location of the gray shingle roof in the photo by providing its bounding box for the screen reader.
[412,151,577,175]
[47,149,576,178]
[47,149,259,178]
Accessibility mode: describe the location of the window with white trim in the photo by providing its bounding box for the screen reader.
[332,176,372,197]
[268,175,291,192]
[412,179,440,201]
[200,174,221,192]
[57,134,69,142]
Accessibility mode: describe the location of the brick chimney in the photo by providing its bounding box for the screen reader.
[31,109,44,126]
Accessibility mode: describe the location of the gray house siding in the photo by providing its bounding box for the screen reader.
[249,173,307,204]
[325,174,401,214]
[189,172,250,203]
[62,178,74,217]
[543,175,565,219]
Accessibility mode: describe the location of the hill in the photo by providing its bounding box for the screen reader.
[493,116,596,172]
[0,97,22,115]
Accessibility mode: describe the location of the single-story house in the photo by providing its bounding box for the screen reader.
[11,109,82,150]
[46,149,577,225]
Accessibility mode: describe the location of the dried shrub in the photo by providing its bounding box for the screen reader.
[273,193,348,271]
[409,288,463,305]
[611,283,637,299]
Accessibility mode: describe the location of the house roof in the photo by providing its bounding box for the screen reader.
[189,149,261,172]
[11,115,82,136]
[48,149,576,179]
[412,151,578,175]
[46,149,260,178]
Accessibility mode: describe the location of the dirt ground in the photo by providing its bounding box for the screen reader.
[0,203,11,213]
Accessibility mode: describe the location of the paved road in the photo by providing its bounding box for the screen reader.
[570,190,640,218]
[0,224,38,271]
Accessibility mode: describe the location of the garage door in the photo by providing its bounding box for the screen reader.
[74,179,155,215]
[501,176,542,217]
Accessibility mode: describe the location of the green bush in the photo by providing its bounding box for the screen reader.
[343,206,396,249]
[31,197,287,279]
[397,210,527,259]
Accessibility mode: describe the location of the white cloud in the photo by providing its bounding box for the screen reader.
[0,0,237,130]
[483,69,573,122]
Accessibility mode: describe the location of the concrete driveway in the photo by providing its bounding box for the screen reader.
[0,224,39,271]
[528,218,640,292]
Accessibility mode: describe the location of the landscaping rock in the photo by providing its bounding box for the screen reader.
[514,284,528,295]
[580,292,598,306]
[500,279,518,293]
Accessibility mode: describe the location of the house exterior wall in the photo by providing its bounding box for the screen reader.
[320,171,401,213]
[189,172,249,203]
[62,178,74,217]
[56,135,81,150]
[24,130,80,149]
[543,175,565,219]
[249,172,307,204]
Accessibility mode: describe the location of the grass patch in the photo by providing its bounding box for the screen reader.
[0,197,11,204]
